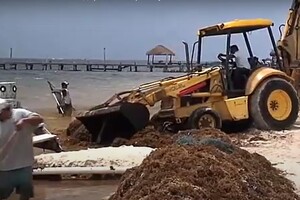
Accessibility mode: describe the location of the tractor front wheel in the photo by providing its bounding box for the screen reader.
[188,107,222,129]
[250,77,299,130]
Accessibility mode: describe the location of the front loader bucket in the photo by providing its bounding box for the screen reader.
[76,102,150,145]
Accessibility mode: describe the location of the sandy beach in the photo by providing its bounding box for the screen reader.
[29,106,300,199]
[242,129,300,194]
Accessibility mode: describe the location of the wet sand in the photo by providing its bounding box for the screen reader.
[34,180,118,200]
[34,108,78,130]
[7,180,118,200]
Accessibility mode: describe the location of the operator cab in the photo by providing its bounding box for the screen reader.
[217,44,252,90]
[193,18,281,98]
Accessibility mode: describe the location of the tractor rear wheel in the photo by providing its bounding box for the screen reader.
[250,77,299,130]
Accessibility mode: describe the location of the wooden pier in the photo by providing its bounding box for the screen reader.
[0,58,188,72]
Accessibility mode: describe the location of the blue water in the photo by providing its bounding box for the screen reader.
[0,69,182,110]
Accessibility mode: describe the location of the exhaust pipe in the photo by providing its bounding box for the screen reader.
[182,41,191,72]
[182,40,199,72]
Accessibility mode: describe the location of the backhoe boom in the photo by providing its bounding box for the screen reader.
[278,0,300,92]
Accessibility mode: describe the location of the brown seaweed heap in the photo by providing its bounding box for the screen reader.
[109,138,299,200]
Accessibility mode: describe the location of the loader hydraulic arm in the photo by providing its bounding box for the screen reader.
[122,74,197,106]
[101,68,219,108]
[96,75,191,108]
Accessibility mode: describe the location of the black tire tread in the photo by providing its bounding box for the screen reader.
[250,77,299,130]
[250,83,270,130]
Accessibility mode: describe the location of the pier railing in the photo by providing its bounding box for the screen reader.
[0,58,192,72]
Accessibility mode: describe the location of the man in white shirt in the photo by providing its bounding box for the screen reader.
[0,98,44,200]
[217,45,251,89]
[60,81,73,116]
[229,45,251,69]
[217,45,250,69]
[229,45,251,89]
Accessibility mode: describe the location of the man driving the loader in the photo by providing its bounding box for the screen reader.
[230,45,251,89]
[229,45,251,70]
[218,45,251,89]
[218,45,250,68]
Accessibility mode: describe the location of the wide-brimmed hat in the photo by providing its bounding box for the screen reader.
[0,98,11,113]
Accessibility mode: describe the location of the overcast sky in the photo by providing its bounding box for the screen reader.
[0,0,292,61]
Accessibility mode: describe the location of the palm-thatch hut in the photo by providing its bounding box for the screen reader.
[146,45,175,65]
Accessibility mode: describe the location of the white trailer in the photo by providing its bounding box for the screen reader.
[0,81,21,108]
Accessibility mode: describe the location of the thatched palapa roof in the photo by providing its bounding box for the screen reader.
[146,45,175,56]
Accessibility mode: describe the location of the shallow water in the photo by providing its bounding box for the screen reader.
[0,69,182,110]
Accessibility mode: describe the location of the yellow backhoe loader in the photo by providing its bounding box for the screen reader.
[76,0,300,146]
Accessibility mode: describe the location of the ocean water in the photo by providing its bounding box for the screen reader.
[0,69,182,110]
